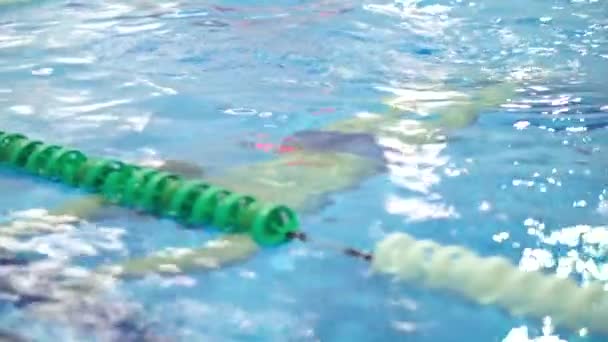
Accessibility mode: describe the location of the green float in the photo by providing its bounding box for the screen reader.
[0,131,300,246]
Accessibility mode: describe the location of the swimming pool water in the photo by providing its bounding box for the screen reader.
[0,0,607,341]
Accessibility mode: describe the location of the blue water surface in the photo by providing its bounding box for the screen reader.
[0,0,607,341]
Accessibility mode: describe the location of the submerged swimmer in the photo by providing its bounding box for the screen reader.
[41,80,518,277]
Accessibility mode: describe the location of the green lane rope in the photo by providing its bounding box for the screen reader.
[0,131,300,246]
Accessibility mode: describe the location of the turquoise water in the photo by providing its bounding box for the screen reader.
[0,0,607,341]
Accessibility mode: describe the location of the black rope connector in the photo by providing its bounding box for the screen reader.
[343,247,373,262]
[287,231,308,241]
[286,231,372,262]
